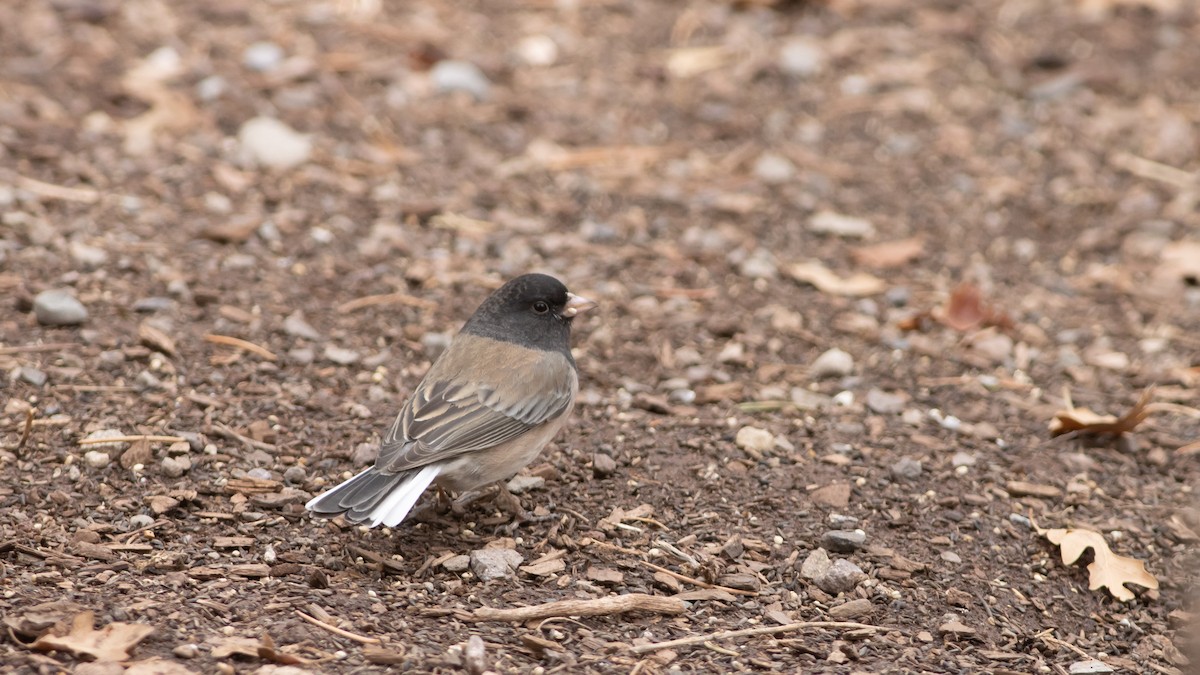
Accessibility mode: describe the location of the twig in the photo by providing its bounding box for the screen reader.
[7,172,101,203]
[79,435,185,446]
[212,423,276,452]
[1035,631,1097,662]
[294,611,381,645]
[54,385,137,393]
[203,334,278,361]
[0,342,79,355]
[337,292,437,314]
[1110,152,1198,189]
[630,621,884,654]
[11,408,33,454]
[470,594,685,623]
[653,540,699,567]
[641,561,757,596]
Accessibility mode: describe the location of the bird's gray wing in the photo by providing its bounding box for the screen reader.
[373,350,576,474]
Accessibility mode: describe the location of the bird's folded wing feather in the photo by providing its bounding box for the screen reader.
[374,340,576,474]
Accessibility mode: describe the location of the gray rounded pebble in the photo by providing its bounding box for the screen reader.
[821,529,867,553]
[810,348,854,379]
[814,558,866,594]
[283,466,307,484]
[891,457,923,481]
[34,289,89,326]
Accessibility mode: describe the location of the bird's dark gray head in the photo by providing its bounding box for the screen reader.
[461,274,596,358]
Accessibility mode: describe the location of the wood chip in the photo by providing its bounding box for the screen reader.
[1006,481,1062,499]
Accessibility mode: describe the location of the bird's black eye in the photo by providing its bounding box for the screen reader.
[533,301,550,314]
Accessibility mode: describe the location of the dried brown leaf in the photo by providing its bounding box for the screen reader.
[1049,388,1153,437]
[937,283,1011,332]
[786,261,885,296]
[1036,526,1158,601]
[850,237,925,269]
[30,611,155,662]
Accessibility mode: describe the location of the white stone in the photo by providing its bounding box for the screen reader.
[238,116,312,170]
[84,451,111,468]
[809,211,875,238]
[516,35,558,66]
[736,426,776,455]
[431,60,491,101]
[779,37,824,77]
[811,348,854,379]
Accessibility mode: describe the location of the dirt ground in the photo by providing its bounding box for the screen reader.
[2,0,1199,673]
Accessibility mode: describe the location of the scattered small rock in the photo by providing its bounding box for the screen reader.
[173,644,200,659]
[160,456,192,478]
[890,457,923,481]
[592,452,617,478]
[753,153,796,184]
[951,452,977,468]
[828,514,858,529]
[352,442,376,467]
[515,35,558,66]
[431,60,491,100]
[323,345,361,365]
[938,614,977,638]
[84,451,111,468]
[69,240,109,269]
[828,598,874,620]
[809,211,875,239]
[129,514,154,529]
[283,466,307,484]
[34,289,89,326]
[469,548,523,581]
[243,41,284,72]
[1069,659,1115,674]
[238,116,312,170]
[19,367,47,387]
[940,551,962,564]
[811,348,854,379]
[815,559,867,594]
[778,37,824,77]
[284,311,322,340]
[865,388,908,415]
[442,555,470,573]
[735,426,776,456]
[810,483,851,508]
[505,474,544,494]
[821,529,867,553]
[800,548,832,580]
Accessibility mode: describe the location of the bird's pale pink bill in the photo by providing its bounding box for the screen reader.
[563,293,597,317]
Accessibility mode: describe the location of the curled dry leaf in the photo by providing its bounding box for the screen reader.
[937,283,1011,332]
[785,260,885,297]
[1035,525,1159,602]
[30,611,155,662]
[138,321,176,356]
[850,237,925,269]
[1049,388,1153,437]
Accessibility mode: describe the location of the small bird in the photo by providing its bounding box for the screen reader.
[306,273,596,529]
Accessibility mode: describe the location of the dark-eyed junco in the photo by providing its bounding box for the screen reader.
[306,273,596,528]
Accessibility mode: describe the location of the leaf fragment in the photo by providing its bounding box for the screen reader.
[1049,388,1153,437]
[1035,526,1158,602]
[785,261,885,296]
[30,611,155,662]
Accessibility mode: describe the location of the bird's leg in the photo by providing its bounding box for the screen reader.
[494,485,557,535]
[451,485,497,515]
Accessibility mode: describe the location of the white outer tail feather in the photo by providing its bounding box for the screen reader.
[370,464,442,528]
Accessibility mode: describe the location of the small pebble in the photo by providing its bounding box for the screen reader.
[129,514,154,529]
[516,35,558,66]
[778,37,824,77]
[173,644,200,659]
[442,554,470,573]
[821,529,867,553]
[243,41,284,71]
[19,367,47,387]
[283,466,307,484]
[323,345,361,365]
[753,153,796,184]
[161,456,191,478]
[84,451,111,468]
[132,296,174,313]
[814,558,866,594]
[890,457,923,481]
[592,452,617,477]
[828,513,858,528]
[284,311,322,340]
[469,548,523,581]
[735,426,776,455]
[811,348,854,379]
[238,116,312,170]
[505,474,544,494]
[809,211,875,239]
[951,452,977,468]
[800,548,832,580]
[941,551,962,564]
[431,60,491,101]
[865,388,907,414]
[34,289,89,326]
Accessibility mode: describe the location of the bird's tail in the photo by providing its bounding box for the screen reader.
[305,464,441,528]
